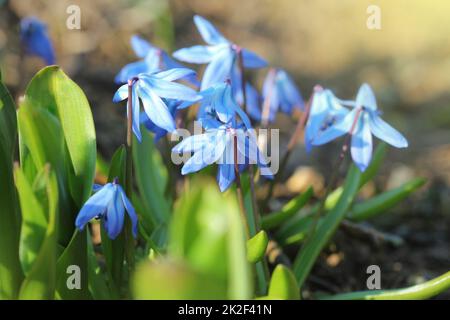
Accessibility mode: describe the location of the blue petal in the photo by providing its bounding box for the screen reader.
[140,77,199,101]
[217,163,235,192]
[162,54,200,86]
[139,89,176,133]
[130,35,153,58]
[312,108,358,146]
[131,86,142,142]
[173,45,218,64]
[103,186,125,240]
[152,68,196,82]
[356,83,378,111]
[242,48,267,69]
[75,183,115,231]
[245,83,262,121]
[368,111,408,148]
[181,130,228,175]
[172,132,217,153]
[351,114,373,172]
[277,70,304,113]
[118,186,138,238]
[193,15,229,45]
[113,84,128,102]
[115,60,149,84]
[201,49,234,90]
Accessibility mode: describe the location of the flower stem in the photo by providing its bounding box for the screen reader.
[237,48,260,225]
[302,107,362,246]
[234,135,251,239]
[125,80,136,271]
[263,88,315,209]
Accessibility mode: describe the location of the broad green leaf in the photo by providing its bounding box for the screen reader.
[133,131,170,227]
[133,260,227,300]
[247,230,269,263]
[170,178,253,299]
[25,66,96,205]
[267,265,300,300]
[16,166,48,275]
[0,71,22,299]
[17,166,58,299]
[262,187,313,230]
[293,165,361,289]
[348,178,426,221]
[55,230,90,299]
[322,271,450,300]
[17,100,76,245]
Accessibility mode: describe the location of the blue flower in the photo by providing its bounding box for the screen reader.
[173,15,267,90]
[261,68,304,122]
[75,180,138,240]
[172,119,270,192]
[113,68,200,142]
[312,83,408,171]
[20,17,55,65]
[178,81,252,130]
[305,86,349,152]
[115,35,199,86]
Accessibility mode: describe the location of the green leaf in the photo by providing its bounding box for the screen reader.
[262,187,313,230]
[169,178,253,299]
[17,100,76,245]
[16,166,48,275]
[24,66,96,205]
[267,265,300,300]
[133,131,170,227]
[133,260,227,300]
[247,230,269,263]
[348,178,426,221]
[322,271,450,300]
[16,166,58,299]
[55,230,90,299]
[0,72,22,299]
[293,165,362,289]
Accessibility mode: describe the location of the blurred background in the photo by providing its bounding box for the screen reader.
[0,0,449,297]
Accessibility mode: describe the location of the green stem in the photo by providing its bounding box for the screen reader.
[125,81,136,271]
[322,271,450,300]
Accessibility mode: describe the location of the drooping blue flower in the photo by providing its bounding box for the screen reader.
[20,17,55,65]
[113,68,200,142]
[115,35,199,86]
[75,180,138,240]
[312,83,408,171]
[172,118,270,192]
[304,85,349,152]
[178,81,252,130]
[261,68,304,122]
[173,15,267,90]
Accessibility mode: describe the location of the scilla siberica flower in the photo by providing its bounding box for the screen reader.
[178,81,252,130]
[261,68,304,122]
[173,15,267,90]
[115,35,198,86]
[312,83,408,171]
[75,180,137,240]
[304,85,349,152]
[113,68,200,142]
[172,118,270,192]
[20,17,55,65]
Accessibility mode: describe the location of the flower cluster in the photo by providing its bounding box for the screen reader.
[74,15,407,239]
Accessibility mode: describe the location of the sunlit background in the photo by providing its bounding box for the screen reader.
[1,0,449,295]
